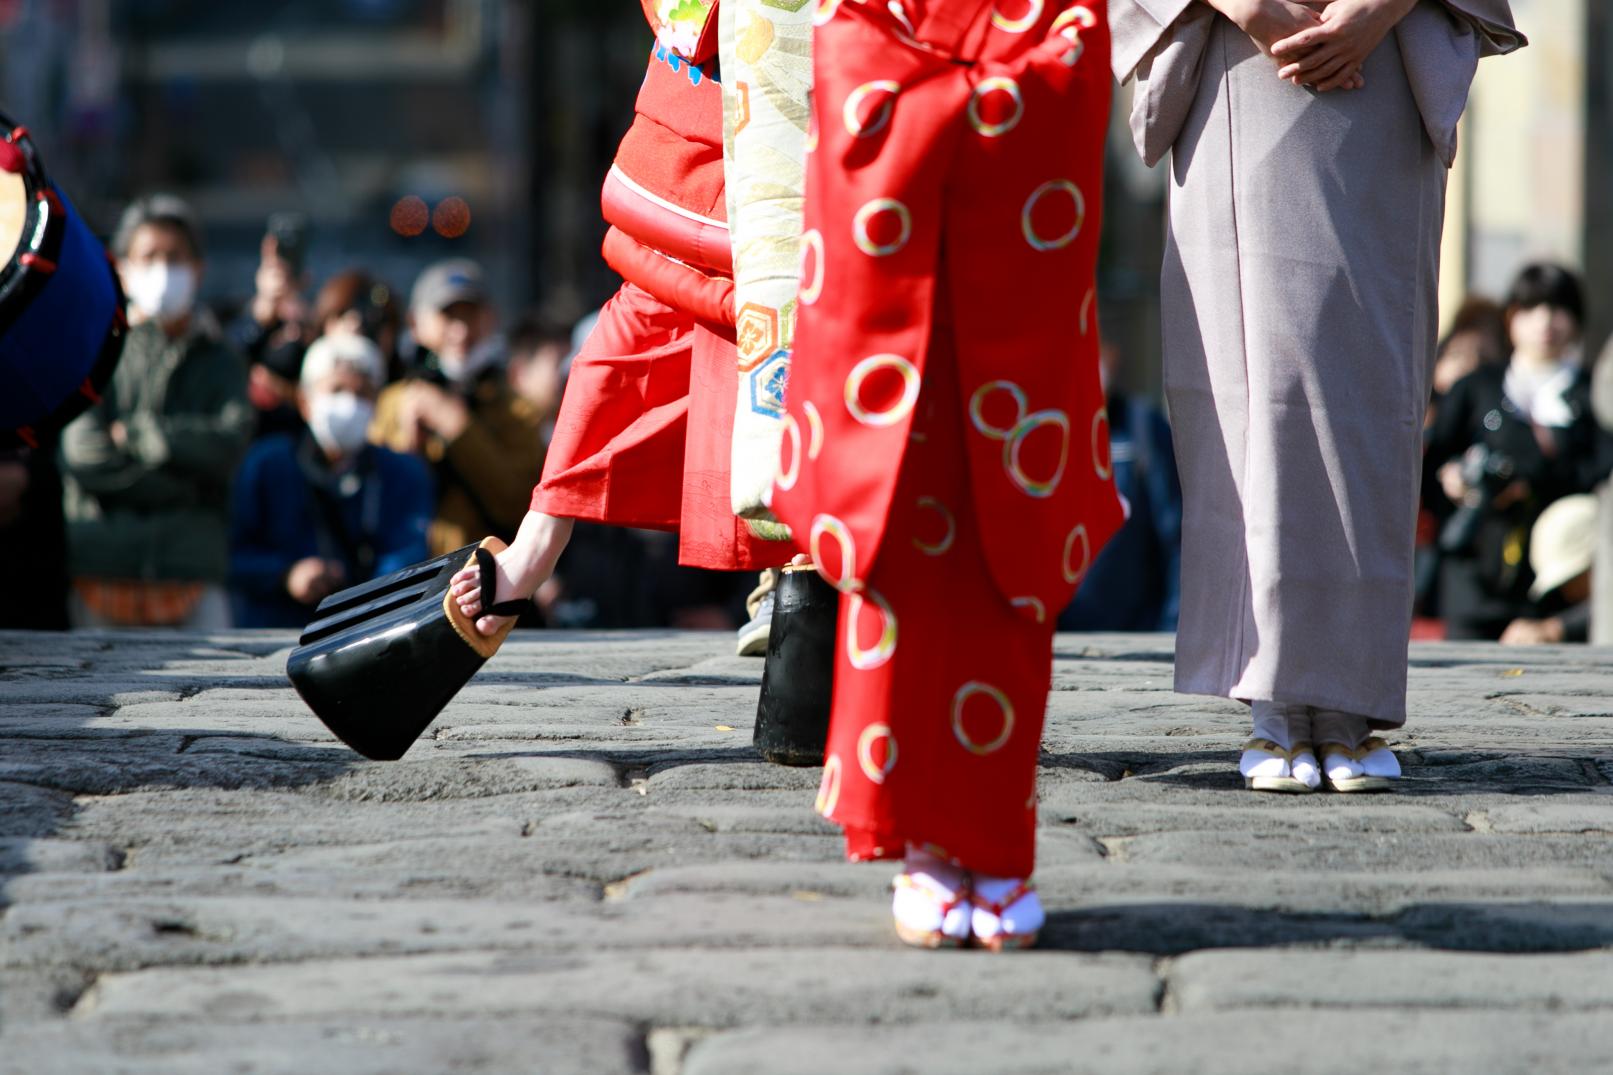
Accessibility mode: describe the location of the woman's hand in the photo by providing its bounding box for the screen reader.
[1205,0,1322,55]
[1204,0,1364,89]
[1270,0,1417,92]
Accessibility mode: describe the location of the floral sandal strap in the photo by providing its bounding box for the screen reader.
[971,879,1035,917]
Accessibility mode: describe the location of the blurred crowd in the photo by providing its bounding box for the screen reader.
[0,193,755,633]
[1419,263,1613,644]
[1,191,1609,649]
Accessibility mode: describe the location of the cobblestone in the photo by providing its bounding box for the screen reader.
[2,630,1611,1073]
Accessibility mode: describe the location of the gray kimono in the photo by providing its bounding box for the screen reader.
[1111,0,1523,725]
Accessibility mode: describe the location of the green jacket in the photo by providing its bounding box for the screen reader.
[61,318,253,583]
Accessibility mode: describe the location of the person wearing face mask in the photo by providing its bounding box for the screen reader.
[1425,263,1612,640]
[228,333,434,628]
[369,259,545,556]
[60,193,253,629]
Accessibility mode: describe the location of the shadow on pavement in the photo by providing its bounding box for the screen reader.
[1041,899,1613,955]
[1047,747,1608,798]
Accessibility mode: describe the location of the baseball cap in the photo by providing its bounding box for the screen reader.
[410,258,488,313]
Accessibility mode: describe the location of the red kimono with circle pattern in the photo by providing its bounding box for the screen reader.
[768,0,1122,876]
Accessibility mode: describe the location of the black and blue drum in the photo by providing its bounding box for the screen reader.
[0,114,124,451]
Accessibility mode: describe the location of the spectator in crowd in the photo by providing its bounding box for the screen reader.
[313,269,403,381]
[1424,263,1608,639]
[229,219,312,440]
[504,312,569,431]
[1060,339,1182,632]
[0,441,69,629]
[370,258,544,555]
[1416,296,1512,614]
[1592,334,1613,645]
[60,193,253,628]
[229,334,433,628]
[1501,493,1595,645]
[1430,297,1509,411]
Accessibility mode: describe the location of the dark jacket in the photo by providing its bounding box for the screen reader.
[1060,394,1183,632]
[1423,361,1610,637]
[60,318,253,584]
[228,433,434,628]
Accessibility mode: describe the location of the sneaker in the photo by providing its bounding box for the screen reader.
[736,590,773,657]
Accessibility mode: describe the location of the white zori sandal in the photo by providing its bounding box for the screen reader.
[892,871,973,949]
[1239,738,1321,793]
[1239,701,1320,793]
[970,876,1044,952]
[1314,709,1400,792]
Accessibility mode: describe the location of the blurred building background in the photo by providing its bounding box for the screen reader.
[0,0,1607,377]
[0,0,649,319]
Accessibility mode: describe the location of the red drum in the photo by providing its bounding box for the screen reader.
[0,114,125,450]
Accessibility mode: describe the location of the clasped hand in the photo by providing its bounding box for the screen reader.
[1214,0,1417,93]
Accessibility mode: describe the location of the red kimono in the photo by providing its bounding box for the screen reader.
[769,0,1121,877]
[532,8,786,572]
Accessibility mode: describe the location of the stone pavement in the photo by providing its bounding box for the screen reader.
[2,629,1612,1074]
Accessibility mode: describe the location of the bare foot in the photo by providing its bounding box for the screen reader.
[449,553,528,637]
[447,512,575,637]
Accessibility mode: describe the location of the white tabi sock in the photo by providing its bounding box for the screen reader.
[1242,701,1298,781]
[893,846,971,943]
[1313,708,1390,780]
[971,874,1043,944]
[1285,707,1321,790]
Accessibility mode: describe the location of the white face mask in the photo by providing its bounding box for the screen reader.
[122,262,198,324]
[308,391,375,456]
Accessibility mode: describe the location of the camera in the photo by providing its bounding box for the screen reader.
[1437,442,1516,554]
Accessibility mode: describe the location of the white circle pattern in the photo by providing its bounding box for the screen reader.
[1021,180,1085,252]
[844,354,920,428]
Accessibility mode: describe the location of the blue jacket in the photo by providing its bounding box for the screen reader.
[1060,395,1182,632]
[229,433,435,628]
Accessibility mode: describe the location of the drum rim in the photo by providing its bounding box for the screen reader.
[0,110,126,452]
[0,114,66,334]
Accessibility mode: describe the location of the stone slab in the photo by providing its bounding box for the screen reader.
[1168,949,1613,1012]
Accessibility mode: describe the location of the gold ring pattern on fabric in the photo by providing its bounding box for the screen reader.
[777,412,803,491]
[1021,179,1084,252]
[1091,408,1112,479]
[846,587,898,670]
[816,752,843,814]
[843,80,901,139]
[804,400,825,460]
[800,228,825,305]
[990,0,1044,33]
[969,380,1030,440]
[967,77,1024,138]
[852,197,912,257]
[912,496,956,556]
[1062,523,1091,584]
[857,722,898,783]
[1050,4,1096,65]
[810,513,861,592]
[1004,408,1070,498]
[1011,596,1047,623]
[952,682,1016,755]
[844,353,921,427]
